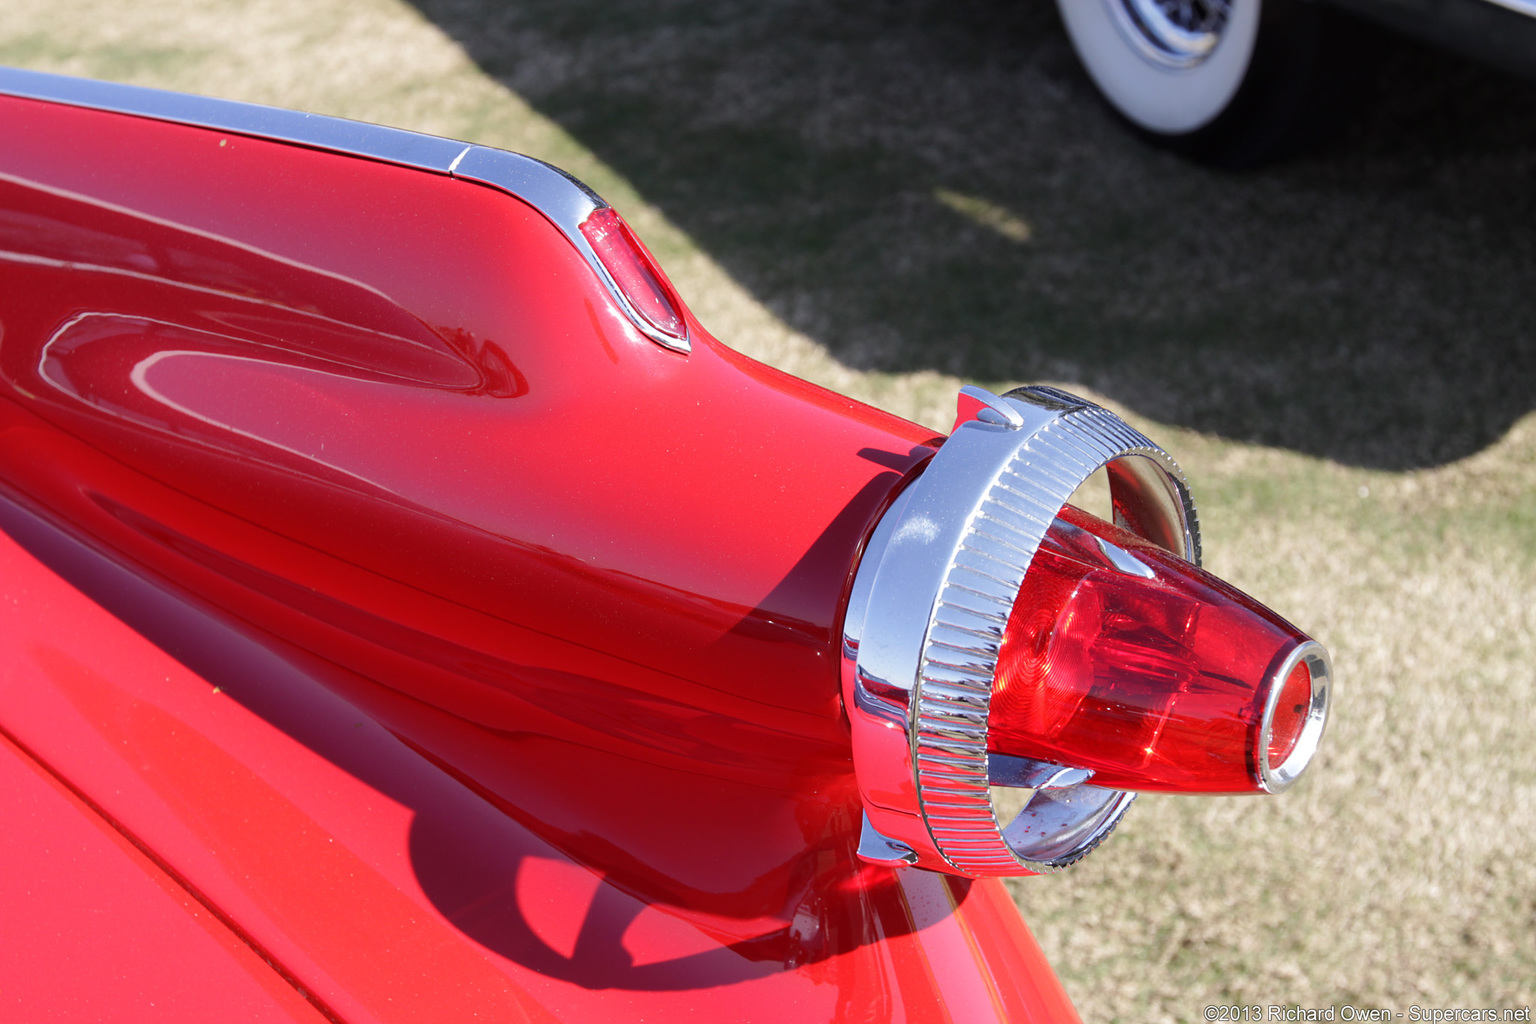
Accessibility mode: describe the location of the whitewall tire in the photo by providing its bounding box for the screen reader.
[1055,0,1357,167]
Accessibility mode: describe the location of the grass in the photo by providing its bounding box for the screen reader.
[6,0,1535,1019]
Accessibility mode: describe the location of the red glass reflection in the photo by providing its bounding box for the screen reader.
[989,504,1314,793]
[579,208,686,341]
[1266,661,1313,769]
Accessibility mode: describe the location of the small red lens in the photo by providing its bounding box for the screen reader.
[579,208,687,341]
[988,504,1319,793]
[1266,661,1313,770]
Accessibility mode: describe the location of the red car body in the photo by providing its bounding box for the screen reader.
[0,69,1329,1022]
[0,71,1083,1022]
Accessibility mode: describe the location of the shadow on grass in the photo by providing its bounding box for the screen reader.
[408,0,1536,470]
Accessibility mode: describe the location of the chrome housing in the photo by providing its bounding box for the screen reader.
[842,385,1200,876]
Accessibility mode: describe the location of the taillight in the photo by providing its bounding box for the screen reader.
[579,207,689,349]
[989,503,1330,794]
[842,385,1332,876]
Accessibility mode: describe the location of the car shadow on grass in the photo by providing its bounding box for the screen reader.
[407,0,1536,470]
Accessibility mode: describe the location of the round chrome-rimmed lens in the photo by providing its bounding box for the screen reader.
[1259,641,1332,792]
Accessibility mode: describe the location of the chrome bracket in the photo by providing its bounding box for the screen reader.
[856,812,919,867]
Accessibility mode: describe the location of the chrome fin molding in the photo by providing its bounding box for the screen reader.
[0,67,689,353]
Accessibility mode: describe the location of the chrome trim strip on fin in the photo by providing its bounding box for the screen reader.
[451,146,689,353]
[0,67,471,174]
[0,67,690,354]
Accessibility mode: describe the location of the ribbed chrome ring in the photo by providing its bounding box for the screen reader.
[897,387,1198,874]
[844,386,1201,875]
[920,392,1192,872]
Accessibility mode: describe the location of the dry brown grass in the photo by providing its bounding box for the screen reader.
[6,1,1534,1019]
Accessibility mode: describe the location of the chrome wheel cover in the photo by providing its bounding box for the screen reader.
[1111,0,1235,67]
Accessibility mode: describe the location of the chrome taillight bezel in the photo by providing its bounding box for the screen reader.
[842,385,1200,876]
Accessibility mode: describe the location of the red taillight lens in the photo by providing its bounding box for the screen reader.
[1266,660,1313,769]
[579,207,687,344]
[989,504,1328,794]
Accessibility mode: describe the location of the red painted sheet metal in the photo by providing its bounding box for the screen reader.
[0,91,934,728]
[0,89,940,923]
[0,729,326,1023]
[0,520,1079,1022]
[0,92,936,765]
